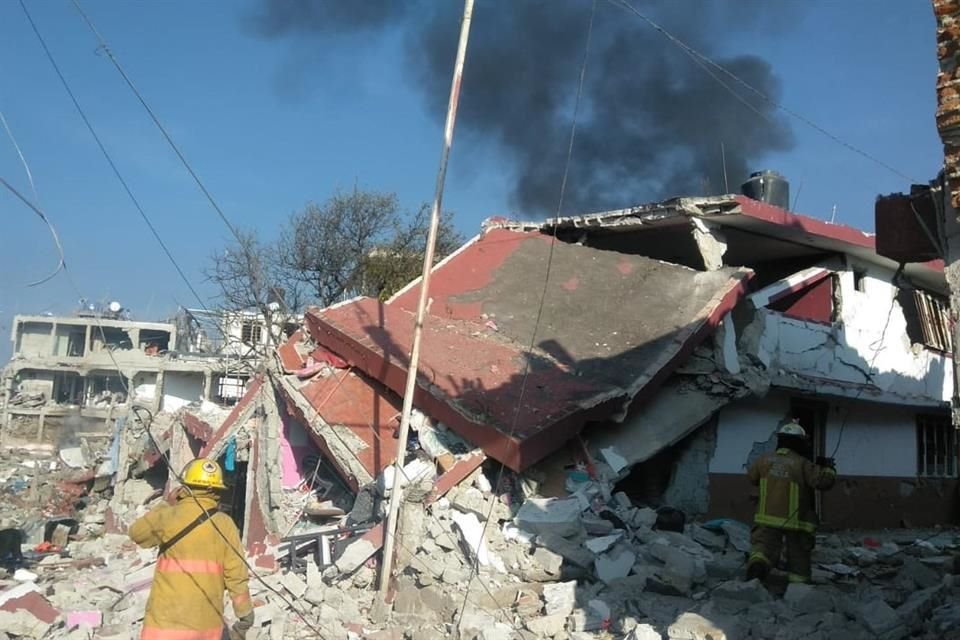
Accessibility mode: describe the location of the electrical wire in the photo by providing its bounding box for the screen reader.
[132,406,332,639]
[68,0,290,320]
[17,0,210,312]
[455,0,598,630]
[262,369,518,629]
[0,175,66,287]
[830,266,902,458]
[0,176,325,635]
[0,111,64,286]
[607,0,921,185]
[19,0,264,376]
[0,111,316,633]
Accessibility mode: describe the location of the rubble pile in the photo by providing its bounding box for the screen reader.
[1,434,959,639]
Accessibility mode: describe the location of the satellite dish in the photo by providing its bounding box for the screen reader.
[108,301,122,313]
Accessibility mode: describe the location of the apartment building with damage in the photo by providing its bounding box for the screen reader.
[0,305,289,442]
[138,173,955,569]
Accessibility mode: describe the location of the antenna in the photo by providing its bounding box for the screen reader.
[830,204,838,224]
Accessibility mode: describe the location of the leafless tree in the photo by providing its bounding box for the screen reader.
[205,229,301,352]
[276,187,464,306]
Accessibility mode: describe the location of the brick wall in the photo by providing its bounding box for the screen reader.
[936,0,960,208]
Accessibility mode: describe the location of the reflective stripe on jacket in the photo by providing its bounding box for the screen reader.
[129,490,252,639]
[747,448,836,533]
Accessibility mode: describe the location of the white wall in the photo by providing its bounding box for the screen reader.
[161,372,205,412]
[711,393,923,478]
[748,259,951,406]
[710,393,789,474]
[823,402,917,477]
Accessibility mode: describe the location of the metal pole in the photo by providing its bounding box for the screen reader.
[378,0,474,598]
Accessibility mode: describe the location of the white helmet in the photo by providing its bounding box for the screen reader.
[778,421,807,438]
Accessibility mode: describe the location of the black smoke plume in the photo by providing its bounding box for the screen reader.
[252,1,797,215]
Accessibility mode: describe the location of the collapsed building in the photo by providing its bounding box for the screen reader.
[171,179,955,568]
[3,180,960,639]
[0,306,293,445]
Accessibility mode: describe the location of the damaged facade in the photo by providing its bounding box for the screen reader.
[255,190,954,535]
[3,187,959,640]
[0,307,286,444]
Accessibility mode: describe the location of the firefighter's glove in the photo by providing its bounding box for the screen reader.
[816,456,836,470]
[231,612,255,639]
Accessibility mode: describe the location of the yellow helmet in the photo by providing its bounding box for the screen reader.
[181,458,226,490]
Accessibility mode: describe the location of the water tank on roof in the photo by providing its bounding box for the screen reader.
[741,170,790,210]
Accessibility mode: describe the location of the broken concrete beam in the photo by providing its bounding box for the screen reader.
[515,497,583,538]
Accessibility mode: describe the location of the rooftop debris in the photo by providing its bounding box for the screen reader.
[1,193,957,638]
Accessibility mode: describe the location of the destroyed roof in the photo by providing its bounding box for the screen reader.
[306,227,751,472]
[521,195,946,294]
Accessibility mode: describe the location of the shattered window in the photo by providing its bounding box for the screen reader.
[899,289,952,353]
[916,414,957,478]
[241,321,262,345]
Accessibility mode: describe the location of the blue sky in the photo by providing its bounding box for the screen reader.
[0,1,942,362]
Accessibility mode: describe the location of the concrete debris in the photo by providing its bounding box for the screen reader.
[542,580,577,617]
[667,612,727,640]
[0,379,958,640]
[595,546,636,584]
[515,497,583,538]
[857,598,907,640]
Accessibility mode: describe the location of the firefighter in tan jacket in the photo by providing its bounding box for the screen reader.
[130,458,254,640]
[746,422,837,584]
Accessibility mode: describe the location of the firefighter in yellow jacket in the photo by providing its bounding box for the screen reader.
[130,458,254,640]
[746,422,837,584]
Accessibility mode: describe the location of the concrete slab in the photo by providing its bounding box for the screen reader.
[311,228,751,471]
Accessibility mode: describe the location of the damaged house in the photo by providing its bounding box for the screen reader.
[161,175,955,574]
[0,305,288,445]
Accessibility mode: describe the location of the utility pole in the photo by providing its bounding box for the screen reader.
[933,0,960,425]
[378,0,475,598]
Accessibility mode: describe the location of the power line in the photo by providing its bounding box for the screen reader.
[69,0,244,245]
[17,0,209,311]
[0,111,65,286]
[456,0,598,630]
[68,0,289,321]
[0,101,302,630]
[0,173,65,287]
[262,369,518,630]
[607,0,921,184]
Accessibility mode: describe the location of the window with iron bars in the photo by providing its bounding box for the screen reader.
[916,414,958,478]
[241,321,262,346]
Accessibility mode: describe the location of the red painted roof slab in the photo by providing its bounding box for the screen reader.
[310,229,752,471]
[296,367,402,478]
